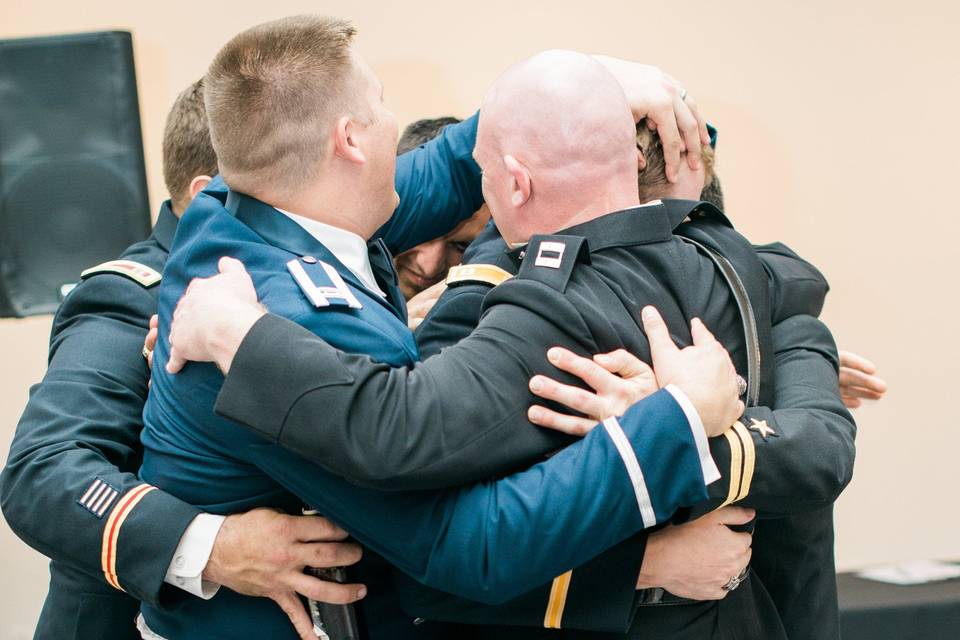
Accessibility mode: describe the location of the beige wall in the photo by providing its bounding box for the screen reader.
[1,0,958,635]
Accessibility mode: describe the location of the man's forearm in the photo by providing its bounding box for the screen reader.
[684,314,856,518]
[216,300,590,490]
[247,386,712,604]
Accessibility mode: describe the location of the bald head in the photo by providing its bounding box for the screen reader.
[475,50,640,242]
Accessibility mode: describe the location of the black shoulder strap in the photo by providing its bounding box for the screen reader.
[678,236,762,407]
[516,235,591,292]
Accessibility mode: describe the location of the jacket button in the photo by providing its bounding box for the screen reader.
[302,256,318,264]
[412,618,426,625]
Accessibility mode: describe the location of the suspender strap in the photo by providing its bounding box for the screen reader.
[678,236,762,407]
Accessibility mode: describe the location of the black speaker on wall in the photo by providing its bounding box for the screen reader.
[0,30,151,317]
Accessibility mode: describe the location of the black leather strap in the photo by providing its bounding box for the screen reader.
[678,236,762,407]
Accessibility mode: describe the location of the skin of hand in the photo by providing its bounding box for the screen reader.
[838,350,888,408]
[202,508,366,640]
[591,55,709,182]
[405,280,447,331]
[640,306,743,437]
[529,306,741,438]
[144,314,158,370]
[166,257,266,375]
[635,506,755,600]
[528,347,659,435]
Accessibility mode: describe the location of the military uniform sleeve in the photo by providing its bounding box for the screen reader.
[376,113,484,254]
[689,314,856,518]
[414,282,490,359]
[755,242,829,323]
[0,275,201,606]
[245,384,710,605]
[217,278,601,490]
[395,533,646,632]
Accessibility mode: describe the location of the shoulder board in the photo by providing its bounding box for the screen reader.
[287,258,363,310]
[445,264,514,288]
[80,260,161,288]
[516,235,591,292]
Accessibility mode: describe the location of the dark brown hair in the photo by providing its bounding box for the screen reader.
[161,79,218,213]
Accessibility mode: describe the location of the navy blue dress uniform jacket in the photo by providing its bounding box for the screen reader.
[212,200,856,638]
[0,203,197,640]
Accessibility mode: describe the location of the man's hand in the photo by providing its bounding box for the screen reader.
[144,314,158,370]
[839,350,888,408]
[642,306,743,437]
[167,256,266,375]
[406,280,447,331]
[528,347,658,436]
[203,508,366,640]
[636,506,754,600]
[592,55,709,182]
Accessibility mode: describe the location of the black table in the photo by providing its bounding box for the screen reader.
[839,569,960,639]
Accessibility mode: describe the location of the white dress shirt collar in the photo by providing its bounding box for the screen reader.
[275,208,386,298]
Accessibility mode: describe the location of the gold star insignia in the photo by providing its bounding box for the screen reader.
[748,418,778,440]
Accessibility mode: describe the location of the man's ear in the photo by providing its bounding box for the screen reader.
[503,155,531,207]
[333,115,366,165]
[188,175,213,200]
[637,147,647,172]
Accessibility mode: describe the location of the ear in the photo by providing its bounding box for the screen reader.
[503,155,532,207]
[637,147,647,172]
[333,115,367,165]
[188,175,213,200]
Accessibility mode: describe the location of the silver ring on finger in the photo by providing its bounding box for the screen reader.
[679,88,688,101]
[736,375,747,397]
[722,575,742,592]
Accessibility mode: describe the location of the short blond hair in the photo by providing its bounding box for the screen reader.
[635,120,715,204]
[204,15,363,196]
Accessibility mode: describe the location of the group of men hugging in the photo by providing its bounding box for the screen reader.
[2,13,888,640]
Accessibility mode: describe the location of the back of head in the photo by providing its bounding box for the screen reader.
[162,79,218,213]
[204,15,364,199]
[397,116,461,155]
[476,50,639,240]
[635,122,716,204]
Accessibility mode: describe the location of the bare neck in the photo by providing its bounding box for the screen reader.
[536,181,640,235]
[256,180,378,240]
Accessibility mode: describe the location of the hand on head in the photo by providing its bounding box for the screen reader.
[591,55,709,182]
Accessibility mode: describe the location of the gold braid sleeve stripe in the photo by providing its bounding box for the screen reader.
[445,264,514,287]
[718,427,744,509]
[731,421,756,502]
[543,570,573,628]
[100,484,156,591]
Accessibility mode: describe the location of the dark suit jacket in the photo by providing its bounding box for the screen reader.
[0,203,198,640]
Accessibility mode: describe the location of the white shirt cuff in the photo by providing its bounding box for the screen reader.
[164,513,225,599]
[664,384,721,485]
